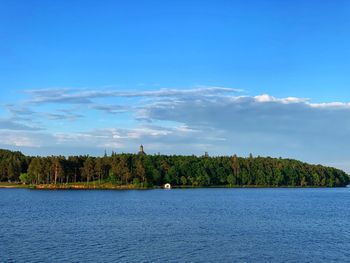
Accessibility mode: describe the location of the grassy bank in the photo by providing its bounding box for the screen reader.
[0,182,33,188]
[0,182,344,190]
[34,182,147,190]
[0,182,151,190]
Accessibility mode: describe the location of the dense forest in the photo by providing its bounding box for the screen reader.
[0,148,349,187]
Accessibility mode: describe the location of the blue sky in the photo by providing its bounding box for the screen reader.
[1,0,350,171]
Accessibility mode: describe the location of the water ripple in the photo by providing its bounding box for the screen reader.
[1,188,350,262]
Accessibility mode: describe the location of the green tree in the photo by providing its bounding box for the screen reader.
[135,159,146,183]
[19,173,29,184]
[231,154,240,185]
[180,176,187,185]
[81,157,95,183]
[95,158,103,183]
[28,157,44,184]
[227,174,235,186]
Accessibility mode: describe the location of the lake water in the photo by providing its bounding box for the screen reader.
[1,188,350,262]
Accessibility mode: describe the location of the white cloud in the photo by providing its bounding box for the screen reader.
[90,104,128,114]
[135,92,350,171]
[0,131,50,147]
[24,86,240,105]
[50,125,196,152]
[2,86,350,172]
[254,94,309,104]
[0,118,42,131]
[309,102,350,109]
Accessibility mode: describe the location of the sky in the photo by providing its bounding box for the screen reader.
[0,0,350,172]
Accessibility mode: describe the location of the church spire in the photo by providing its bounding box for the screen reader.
[138,144,146,155]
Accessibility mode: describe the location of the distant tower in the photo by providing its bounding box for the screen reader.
[138,144,146,155]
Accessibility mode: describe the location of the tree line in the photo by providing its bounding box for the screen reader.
[0,149,349,187]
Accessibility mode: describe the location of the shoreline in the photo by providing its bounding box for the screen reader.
[0,183,347,190]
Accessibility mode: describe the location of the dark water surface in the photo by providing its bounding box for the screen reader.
[1,188,350,262]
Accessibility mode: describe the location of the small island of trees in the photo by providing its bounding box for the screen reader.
[0,148,349,189]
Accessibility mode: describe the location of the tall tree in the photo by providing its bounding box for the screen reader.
[28,157,43,184]
[81,157,95,183]
[231,154,240,185]
[135,159,146,183]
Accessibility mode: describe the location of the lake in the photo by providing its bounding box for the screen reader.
[1,188,350,262]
